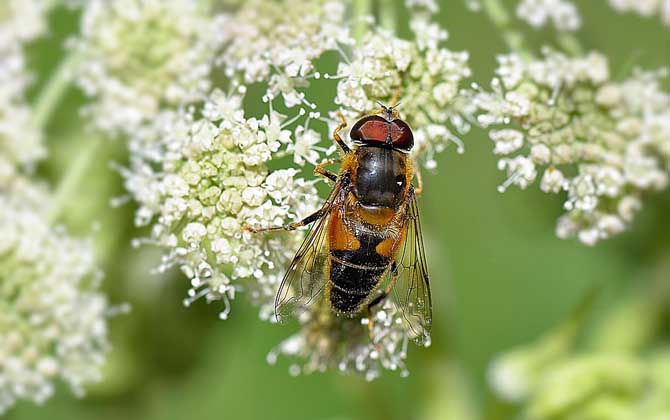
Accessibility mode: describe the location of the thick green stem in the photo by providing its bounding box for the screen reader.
[480,0,533,59]
[352,0,373,42]
[379,0,397,33]
[30,52,81,130]
[47,139,100,225]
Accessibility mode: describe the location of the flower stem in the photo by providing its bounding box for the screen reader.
[379,0,397,33]
[352,0,372,42]
[557,32,584,56]
[479,0,532,59]
[31,51,81,130]
[47,138,101,225]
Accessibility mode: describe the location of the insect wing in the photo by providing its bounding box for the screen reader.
[274,184,340,321]
[389,192,432,344]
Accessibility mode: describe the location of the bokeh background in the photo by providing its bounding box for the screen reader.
[7,1,669,419]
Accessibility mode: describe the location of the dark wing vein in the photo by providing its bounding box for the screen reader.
[274,183,340,321]
[389,190,432,344]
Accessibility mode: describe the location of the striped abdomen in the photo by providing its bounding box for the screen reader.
[328,234,390,314]
[326,203,407,316]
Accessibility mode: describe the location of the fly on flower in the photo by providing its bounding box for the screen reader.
[245,102,432,344]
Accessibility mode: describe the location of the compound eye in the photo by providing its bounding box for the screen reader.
[350,115,388,144]
[390,119,413,151]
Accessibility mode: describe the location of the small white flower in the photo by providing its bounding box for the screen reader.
[516,0,581,31]
[608,0,670,26]
[540,167,565,193]
[490,129,524,155]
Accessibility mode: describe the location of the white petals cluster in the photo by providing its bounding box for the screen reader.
[0,193,110,414]
[333,19,474,168]
[476,49,670,245]
[124,90,321,319]
[516,0,581,31]
[220,0,351,102]
[268,300,415,380]
[73,0,226,136]
[0,0,48,184]
[0,0,48,50]
[117,1,453,379]
[608,0,670,26]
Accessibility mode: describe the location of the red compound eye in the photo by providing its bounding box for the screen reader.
[350,116,388,144]
[389,119,413,151]
[350,115,414,152]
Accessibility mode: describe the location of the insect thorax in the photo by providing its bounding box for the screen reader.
[352,146,410,209]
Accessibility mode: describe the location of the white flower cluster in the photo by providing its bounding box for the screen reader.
[73,0,227,136]
[333,19,475,168]
[220,0,350,92]
[476,49,670,245]
[113,0,454,379]
[124,90,321,320]
[0,192,110,414]
[268,300,415,381]
[516,0,581,31]
[0,3,114,413]
[608,0,670,26]
[0,0,49,184]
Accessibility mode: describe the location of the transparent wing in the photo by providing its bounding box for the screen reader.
[274,184,341,321]
[389,191,432,344]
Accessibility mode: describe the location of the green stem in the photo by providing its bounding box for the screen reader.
[557,32,584,56]
[31,52,81,130]
[352,0,373,42]
[47,139,100,225]
[379,0,397,33]
[480,0,533,59]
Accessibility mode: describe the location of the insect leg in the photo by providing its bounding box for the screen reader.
[314,158,340,183]
[413,167,424,196]
[390,87,402,107]
[243,205,329,234]
[333,111,351,154]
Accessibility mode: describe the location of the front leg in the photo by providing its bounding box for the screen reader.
[413,167,424,196]
[314,158,340,183]
[243,205,329,233]
[333,112,351,155]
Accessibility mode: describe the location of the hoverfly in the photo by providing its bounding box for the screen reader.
[246,103,431,344]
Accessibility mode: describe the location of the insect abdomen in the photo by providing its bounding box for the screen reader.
[328,237,389,314]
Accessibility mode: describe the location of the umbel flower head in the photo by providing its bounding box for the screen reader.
[476,49,670,245]
[124,89,321,320]
[119,0,465,379]
[332,18,475,169]
[0,192,110,414]
[268,300,418,381]
[72,0,227,136]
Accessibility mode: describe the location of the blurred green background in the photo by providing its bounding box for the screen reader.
[9,1,669,419]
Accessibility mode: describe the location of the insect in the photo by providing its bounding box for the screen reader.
[245,103,431,344]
